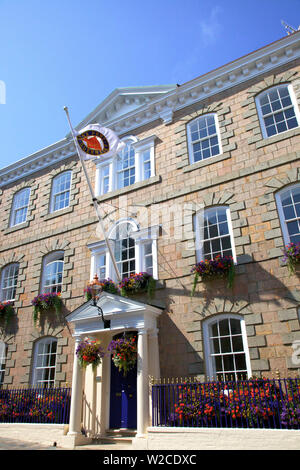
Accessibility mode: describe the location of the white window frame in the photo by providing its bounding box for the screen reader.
[256,84,300,139]
[194,206,236,263]
[49,170,72,213]
[276,183,300,245]
[31,337,58,388]
[9,187,31,227]
[88,222,159,282]
[0,263,19,302]
[187,113,222,165]
[0,341,7,387]
[41,251,64,294]
[203,314,252,380]
[95,135,156,197]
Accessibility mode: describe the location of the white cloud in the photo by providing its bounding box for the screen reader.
[199,5,223,45]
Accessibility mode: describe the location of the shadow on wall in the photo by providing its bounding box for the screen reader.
[154,255,300,379]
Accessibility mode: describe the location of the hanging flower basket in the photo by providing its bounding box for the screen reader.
[31,292,63,325]
[282,242,300,275]
[108,334,137,376]
[76,337,105,371]
[119,272,156,298]
[84,278,119,301]
[0,301,14,327]
[191,255,235,296]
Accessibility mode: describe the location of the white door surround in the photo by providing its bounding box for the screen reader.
[66,292,162,440]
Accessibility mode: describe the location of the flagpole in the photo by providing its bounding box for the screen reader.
[63,106,122,283]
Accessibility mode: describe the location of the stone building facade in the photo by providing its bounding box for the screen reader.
[0,32,300,440]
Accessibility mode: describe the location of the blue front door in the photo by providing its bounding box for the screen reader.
[109,350,137,429]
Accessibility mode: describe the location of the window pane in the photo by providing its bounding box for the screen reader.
[209,224,218,239]
[219,222,229,236]
[266,125,276,137]
[281,191,293,206]
[235,354,246,371]
[223,355,234,372]
[230,319,241,335]
[220,337,231,353]
[212,338,220,354]
[219,319,230,336]
[232,336,244,352]
[283,205,295,220]
[211,238,221,253]
[287,117,298,129]
[287,220,299,236]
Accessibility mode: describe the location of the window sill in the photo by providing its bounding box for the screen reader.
[96,175,161,202]
[183,152,231,173]
[4,221,30,235]
[256,126,300,149]
[43,206,74,221]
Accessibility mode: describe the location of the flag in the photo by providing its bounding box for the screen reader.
[76,123,125,160]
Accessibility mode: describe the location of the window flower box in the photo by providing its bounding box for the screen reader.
[31,292,63,325]
[191,255,235,295]
[119,272,156,298]
[0,301,14,327]
[282,242,300,275]
[84,278,119,301]
[108,334,137,376]
[76,338,105,371]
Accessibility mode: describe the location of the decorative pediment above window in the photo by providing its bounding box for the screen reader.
[66,291,163,336]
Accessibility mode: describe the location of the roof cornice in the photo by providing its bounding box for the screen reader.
[1,32,300,187]
[110,31,300,135]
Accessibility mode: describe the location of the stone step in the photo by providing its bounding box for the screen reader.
[106,428,137,438]
[92,429,136,446]
[96,436,133,445]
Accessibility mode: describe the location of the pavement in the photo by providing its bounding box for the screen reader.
[0,436,62,450]
[0,436,134,451]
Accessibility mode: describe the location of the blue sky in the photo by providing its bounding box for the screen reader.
[0,0,299,169]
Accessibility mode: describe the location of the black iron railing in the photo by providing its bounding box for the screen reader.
[152,377,300,429]
[0,387,71,424]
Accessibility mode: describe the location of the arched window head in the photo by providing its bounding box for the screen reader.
[41,251,64,294]
[256,84,300,139]
[10,187,30,227]
[187,114,221,164]
[0,263,19,301]
[276,184,300,245]
[31,337,58,388]
[50,171,72,213]
[203,314,251,381]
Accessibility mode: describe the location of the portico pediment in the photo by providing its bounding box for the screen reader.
[66,292,163,336]
[74,85,177,133]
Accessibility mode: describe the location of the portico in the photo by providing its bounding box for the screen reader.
[65,292,162,445]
